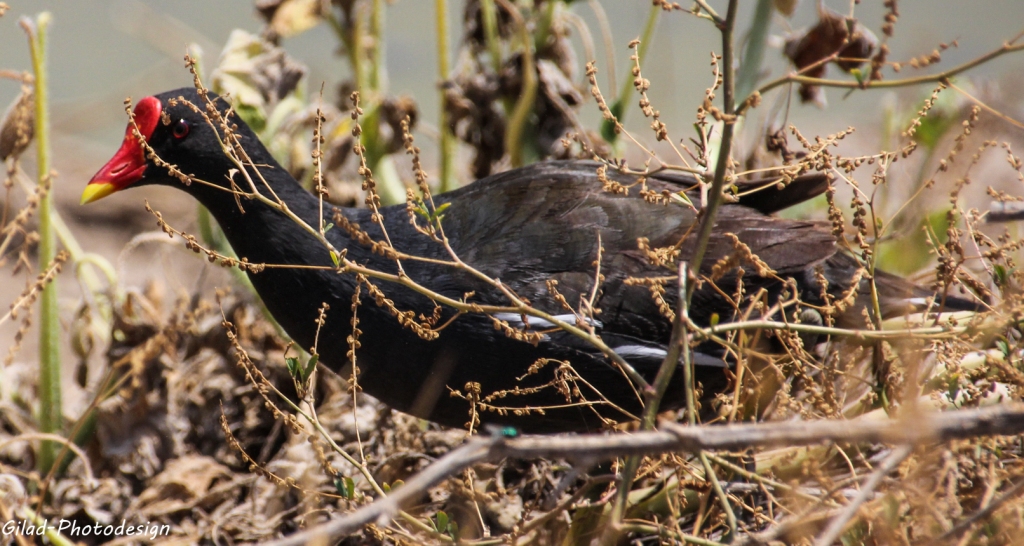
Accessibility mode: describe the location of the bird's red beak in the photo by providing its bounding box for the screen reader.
[81,96,161,204]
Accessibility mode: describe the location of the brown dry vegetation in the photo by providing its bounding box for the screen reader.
[3,1,1024,545]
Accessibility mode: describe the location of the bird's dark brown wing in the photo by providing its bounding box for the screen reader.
[435,161,837,339]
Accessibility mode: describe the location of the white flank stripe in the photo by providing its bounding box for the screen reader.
[613,345,728,368]
[612,345,668,359]
[493,312,602,329]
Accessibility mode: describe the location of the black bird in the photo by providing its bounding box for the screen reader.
[83,88,973,433]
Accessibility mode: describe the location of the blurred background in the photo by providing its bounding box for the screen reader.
[1,1,1022,174]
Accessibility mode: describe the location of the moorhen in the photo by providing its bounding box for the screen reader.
[82,88,975,433]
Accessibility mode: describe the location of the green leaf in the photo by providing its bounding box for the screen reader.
[330,250,340,268]
[994,264,1009,286]
[997,338,1010,357]
[915,110,955,151]
[432,204,451,225]
[233,103,267,133]
[670,191,693,207]
[414,203,431,220]
[600,99,626,143]
[286,356,301,378]
[925,208,951,246]
[840,520,869,546]
[323,222,334,234]
[302,353,319,381]
[878,208,951,275]
[710,313,720,327]
[335,476,355,499]
[880,493,901,527]
[563,504,605,546]
[947,377,961,403]
[434,511,449,533]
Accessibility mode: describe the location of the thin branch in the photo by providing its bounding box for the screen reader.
[695,312,991,341]
[936,479,1024,543]
[946,79,1024,130]
[812,444,913,546]
[264,404,1024,546]
[738,39,1024,115]
[686,0,739,286]
[691,0,723,26]
[588,0,617,99]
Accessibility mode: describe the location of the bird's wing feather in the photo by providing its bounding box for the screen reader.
[421,161,837,340]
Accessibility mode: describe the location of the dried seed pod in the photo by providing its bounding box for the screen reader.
[0,85,34,161]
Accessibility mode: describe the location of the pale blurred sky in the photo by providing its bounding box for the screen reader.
[0,0,1022,179]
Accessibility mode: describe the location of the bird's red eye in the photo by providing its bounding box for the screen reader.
[172,119,190,139]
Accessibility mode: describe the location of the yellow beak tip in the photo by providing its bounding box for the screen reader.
[80,183,116,205]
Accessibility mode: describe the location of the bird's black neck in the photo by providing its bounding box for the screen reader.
[177,156,379,355]
[180,152,368,269]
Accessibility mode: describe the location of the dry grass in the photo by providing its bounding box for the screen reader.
[3,1,1024,545]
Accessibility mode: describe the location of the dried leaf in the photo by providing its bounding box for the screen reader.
[134,456,234,517]
[211,29,309,130]
[783,9,876,106]
[268,0,323,39]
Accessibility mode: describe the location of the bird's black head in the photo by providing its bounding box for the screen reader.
[81,87,261,204]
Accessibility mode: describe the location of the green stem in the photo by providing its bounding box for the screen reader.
[197,204,223,249]
[479,0,502,73]
[436,0,456,192]
[369,0,384,91]
[324,12,361,93]
[26,11,62,475]
[534,0,558,54]
[505,8,537,168]
[22,506,76,546]
[735,0,773,102]
[198,203,249,290]
[646,262,689,429]
[74,254,118,293]
[682,0,741,538]
[618,3,659,104]
[605,264,686,543]
[601,3,659,143]
[603,456,640,545]
[373,155,408,206]
[358,0,405,203]
[686,0,738,284]
[352,6,366,93]
[16,172,110,302]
